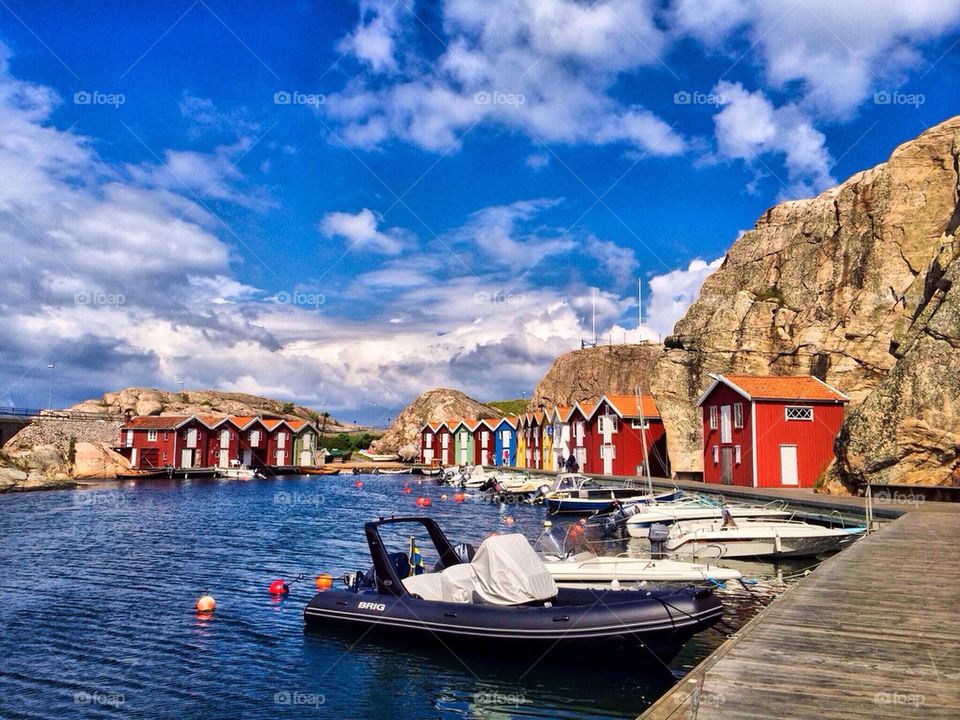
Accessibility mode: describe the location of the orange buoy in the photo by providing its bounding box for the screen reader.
[421,497,432,508]
[315,573,333,590]
[503,516,515,525]
[195,593,216,613]
[402,486,412,494]
[269,579,288,595]
[354,480,364,488]
[453,492,465,502]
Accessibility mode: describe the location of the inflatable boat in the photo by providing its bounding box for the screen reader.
[303,517,723,663]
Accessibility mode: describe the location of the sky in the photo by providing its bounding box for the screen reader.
[0,0,958,425]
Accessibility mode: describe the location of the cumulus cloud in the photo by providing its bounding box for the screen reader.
[645,257,724,338]
[712,82,835,198]
[319,208,408,255]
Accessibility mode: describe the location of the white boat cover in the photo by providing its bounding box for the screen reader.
[402,563,477,603]
[470,534,558,605]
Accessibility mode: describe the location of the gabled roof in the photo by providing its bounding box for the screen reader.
[123,415,191,430]
[571,400,597,418]
[286,419,316,433]
[696,374,850,406]
[228,415,260,429]
[488,416,517,430]
[477,417,501,430]
[550,405,573,422]
[261,418,287,431]
[452,418,480,431]
[599,394,661,419]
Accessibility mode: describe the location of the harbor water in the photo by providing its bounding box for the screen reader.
[0,473,803,719]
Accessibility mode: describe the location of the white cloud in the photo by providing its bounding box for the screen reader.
[712,81,835,198]
[645,257,724,338]
[319,208,407,255]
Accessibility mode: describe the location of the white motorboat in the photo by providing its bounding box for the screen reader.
[221,465,262,480]
[541,474,683,514]
[621,497,792,538]
[662,517,865,559]
[535,526,741,584]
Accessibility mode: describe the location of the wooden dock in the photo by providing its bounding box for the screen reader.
[641,510,960,719]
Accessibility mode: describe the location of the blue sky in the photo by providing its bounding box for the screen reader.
[1,0,958,424]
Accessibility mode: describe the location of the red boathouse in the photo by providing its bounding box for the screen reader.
[697,374,849,488]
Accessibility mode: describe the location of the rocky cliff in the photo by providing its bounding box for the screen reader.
[529,343,663,409]
[650,116,960,479]
[71,387,350,427]
[368,388,504,455]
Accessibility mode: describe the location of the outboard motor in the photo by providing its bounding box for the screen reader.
[648,523,670,558]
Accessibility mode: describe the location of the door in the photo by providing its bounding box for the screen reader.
[300,450,311,466]
[276,449,285,466]
[780,445,799,486]
[129,448,137,468]
[218,449,229,467]
[459,446,468,464]
[242,449,252,466]
[186,428,198,448]
[601,444,614,475]
[574,447,586,469]
[180,449,193,468]
[125,430,134,447]
[721,447,734,485]
[720,406,732,443]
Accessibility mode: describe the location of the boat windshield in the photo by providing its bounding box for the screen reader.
[535,524,594,558]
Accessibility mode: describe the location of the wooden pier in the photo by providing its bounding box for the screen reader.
[641,509,960,719]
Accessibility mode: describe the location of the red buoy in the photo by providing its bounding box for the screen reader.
[269,579,288,595]
[419,497,432,508]
[402,486,412,494]
[354,480,364,488]
[453,492,465,502]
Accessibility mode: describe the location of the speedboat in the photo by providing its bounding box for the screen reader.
[662,517,866,559]
[535,525,742,584]
[589,496,792,538]
[541,474,682,514]
[221,465,263,479]
[303,517,724,663]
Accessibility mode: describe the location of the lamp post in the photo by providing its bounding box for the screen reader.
[47,363,55,410]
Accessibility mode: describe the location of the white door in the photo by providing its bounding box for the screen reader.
[481,431,489,449]
[220,429,230,446]
[780,445,799,486]
[125,429,134,447]
[601,444,615,475]
[186,428,198,448]
[459,446,468,464]
[218,449,229,467]
[300,450,311,466]
[574,447,586,468]
[720,406,732,443]
[424,448,434,463]
[180,449,193,468]
[278,432,286,449]
[242,449,252,466]
[276,449,285,465]
[129,448,137,468]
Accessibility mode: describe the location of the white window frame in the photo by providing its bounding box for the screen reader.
[631,419,650,429]
[277,432,286,449]
[712,445,719,464]
[425,433,433,448]
[709,406,718,430]
[785,406,814,422]
[733,403,743,429]
[720,405,732,444]
[147,430,158,442]
[163,431,169,441]
[250,429,261,446]
[735,445,741,465]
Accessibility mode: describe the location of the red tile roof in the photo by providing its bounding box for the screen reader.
[604,394,661,419]
[719,375,848,402]
[123,415,190,429]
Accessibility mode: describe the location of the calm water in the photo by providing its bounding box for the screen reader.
[0,474,793,719]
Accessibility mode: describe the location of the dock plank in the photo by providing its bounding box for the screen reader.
[641,511,960,720]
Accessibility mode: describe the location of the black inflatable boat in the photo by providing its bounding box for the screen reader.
[303,517,723,663]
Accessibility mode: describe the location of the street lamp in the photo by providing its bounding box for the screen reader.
[47,363,55,410]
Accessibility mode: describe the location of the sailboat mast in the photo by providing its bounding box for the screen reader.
[636,387,652,495]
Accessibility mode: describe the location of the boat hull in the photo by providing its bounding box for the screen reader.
[665,529,854,559]
[625,507,790,537]
[304,585,721,663]
[546,490,683,515]
[542,556,742,583]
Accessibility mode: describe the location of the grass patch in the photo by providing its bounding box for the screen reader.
[487,399,529,416]
[754,286,786,305]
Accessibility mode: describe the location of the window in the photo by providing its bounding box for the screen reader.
[631,419,650,429]
[163,432,168,441]
[277,432,286,449]
[147,430,158,441]
[709,406,718,430]
[733,403,743,429]
[598,415,618,433]
[785,406,813,421]
[162,452,167,461]
[425,433,433,448]
[712,445,719,464]
[720,406,732,443]
[481,431,490,447]
[735,445,741,465]
[250,429,261,445]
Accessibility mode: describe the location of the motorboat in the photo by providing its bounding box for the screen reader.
[375,468,412,475]
[298,466,341,476]
[303,517,724,663]
[589,496,792,538]
[535,525,742,584]
[221,465,264,479]
[541,474,682,514]
[661,517,866,560]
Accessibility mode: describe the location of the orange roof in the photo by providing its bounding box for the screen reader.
[228,415,257,428]
[261,418,285,430]
[574,401,596,417]
[603,394,660,419]
[286,419,309,431]
[710,375,848,403]
[123,415,190,429]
